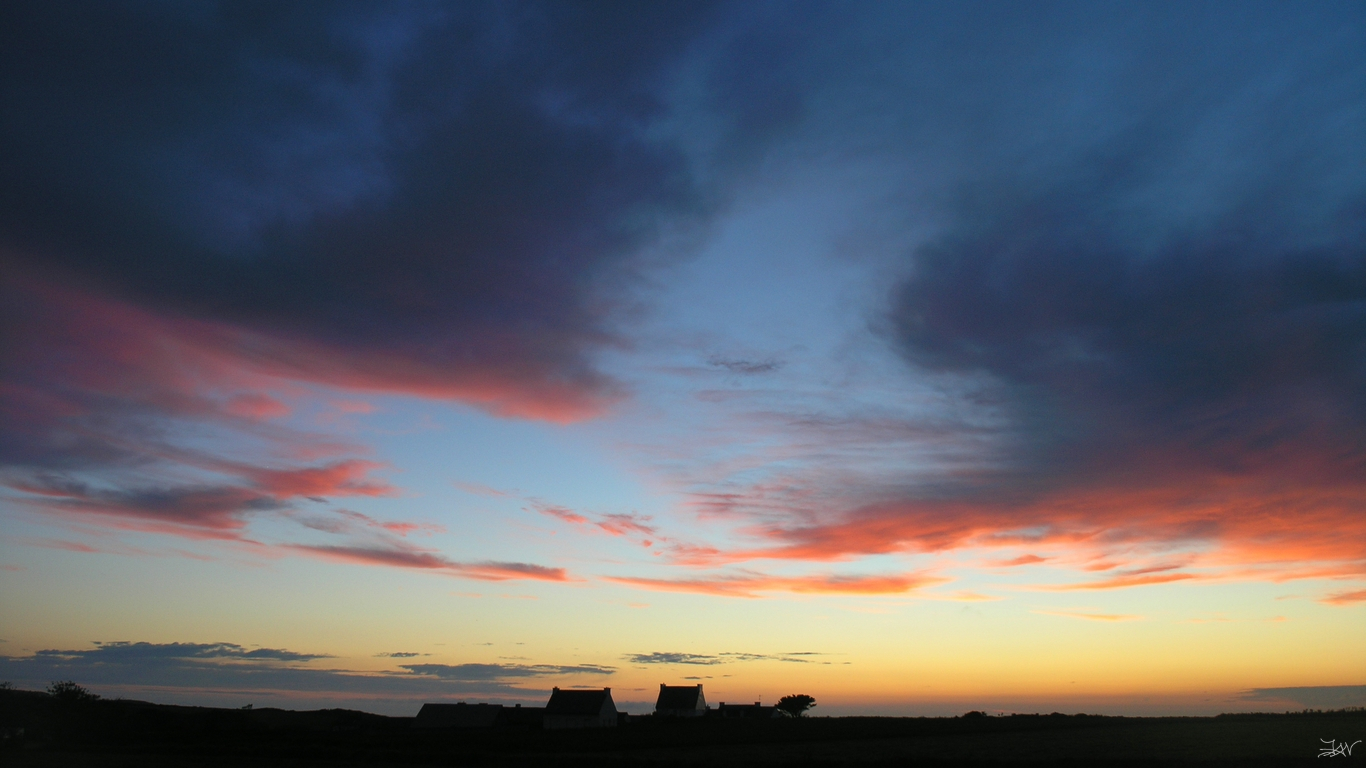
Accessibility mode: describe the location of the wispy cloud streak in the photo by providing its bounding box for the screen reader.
[292,544,570,582]
[607,570,944,598]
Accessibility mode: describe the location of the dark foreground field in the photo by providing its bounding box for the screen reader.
[2,689,1362,767]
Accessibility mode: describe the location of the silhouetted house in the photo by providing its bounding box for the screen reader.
[414,703,504,729]
[712,701,788,719]
[543,687,617,729]
[498,704,545,729]
[655,684,707,717]
[413,702,545,729]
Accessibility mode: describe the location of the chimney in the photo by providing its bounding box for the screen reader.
[754,702,760,706]
[660,683,666,690]
[553,687,559,692]
[604,688,610,692]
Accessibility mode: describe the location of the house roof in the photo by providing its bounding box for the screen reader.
[544,688,614,716]
[497,705,545,727]
[655,684,705,710]
[413,703,503,728]
[714,702,786,718]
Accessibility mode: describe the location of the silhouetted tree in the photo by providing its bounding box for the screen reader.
[47,680,99,702]
[776,694,816,717]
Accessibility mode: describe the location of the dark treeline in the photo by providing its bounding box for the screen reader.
[2,686,1362,766]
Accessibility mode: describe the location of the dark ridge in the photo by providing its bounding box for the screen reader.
[2,687,1362,766]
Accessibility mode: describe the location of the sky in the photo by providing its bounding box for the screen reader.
[1,1,1363,717]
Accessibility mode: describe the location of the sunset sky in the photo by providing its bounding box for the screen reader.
[1,2,1363,716]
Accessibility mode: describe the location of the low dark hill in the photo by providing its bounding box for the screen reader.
[2,688,1362,766]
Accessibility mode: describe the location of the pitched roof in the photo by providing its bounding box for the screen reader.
[413,703,504,728]
[497,705,545,727]
[655,684,705,710]
[544,688,613,716]
[714,702,785,719]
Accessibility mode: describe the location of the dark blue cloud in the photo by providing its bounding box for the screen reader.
[625,652,722,665]
[884,4,1366,497]
[643,1,1366,506]
[0,1,728,420]
[401,662,613,680]
[0,1,740,540]
[1241,686,1366,709]
[652,1,1366,566]
[0,641,611,705]
[3,0,1362,570]
[624,651,819,665]
[34,641,328,663]
[708,356,783,375]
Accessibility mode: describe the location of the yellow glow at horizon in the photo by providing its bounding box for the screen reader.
[4,542,1359,715]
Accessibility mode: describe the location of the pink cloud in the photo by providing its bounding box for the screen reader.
[661,543,727,565]
[329,509,443,537]
[530,502,589,526]
[378,521,439,536]
[1033,610,1142,622]
[1041,571,1198,591]
[606,570,945,598]
[7,479,268,534]
[528,502,661,544]
[1320,589,1366,606]
[224,393,291,420]
[245,460,394,499]
[0,274,410,550]
[186,321,616,424]
[40,539,102,554]
[944,591,1000,602]
[991,554,1048,567]
[595,513,656,538]
[701,477,1366,587]
[293,544,570,582]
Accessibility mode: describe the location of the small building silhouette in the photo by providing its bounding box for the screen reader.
[414,703,503,729]
[712,701,789,719]
[543,687,617,729]
[413,702,545,729]
[654,683,707,717]
[498,703,546,729]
